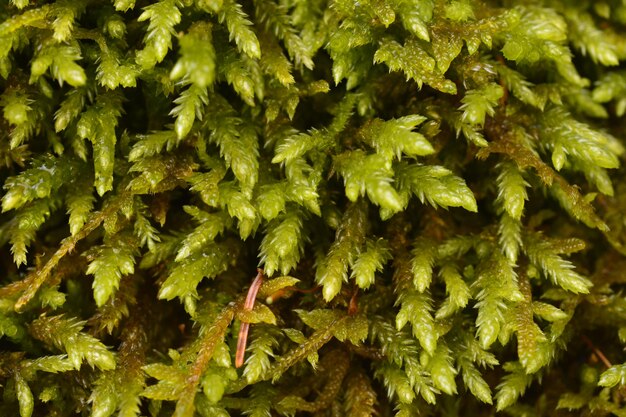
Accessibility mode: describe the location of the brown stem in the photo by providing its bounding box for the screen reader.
[581,334,612,369]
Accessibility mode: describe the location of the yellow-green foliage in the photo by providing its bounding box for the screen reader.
[2,0,626,416]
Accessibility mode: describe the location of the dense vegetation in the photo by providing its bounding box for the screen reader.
[2,0,626,416]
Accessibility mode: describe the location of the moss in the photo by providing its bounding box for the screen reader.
[1,0,626,416]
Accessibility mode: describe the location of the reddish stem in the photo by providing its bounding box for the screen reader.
[235,269,264,368]
[235,322,250,368]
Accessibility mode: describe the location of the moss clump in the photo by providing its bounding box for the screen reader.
[2,0,626,416]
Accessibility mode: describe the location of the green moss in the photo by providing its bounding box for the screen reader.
[1,0,626,416]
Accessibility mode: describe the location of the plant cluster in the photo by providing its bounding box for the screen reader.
[2,0,626,416]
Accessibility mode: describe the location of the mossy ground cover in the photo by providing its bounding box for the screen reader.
[2,0,626,416]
